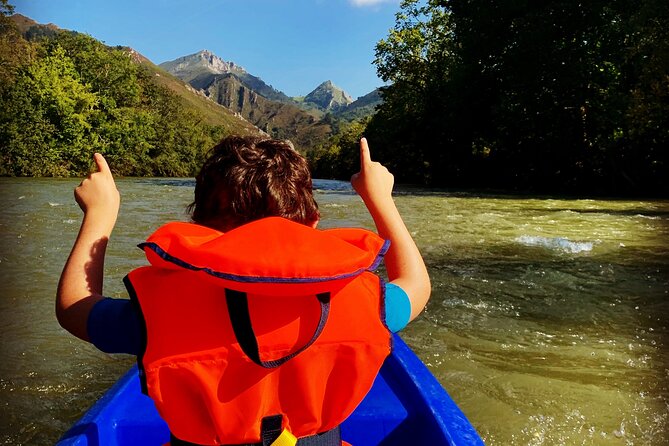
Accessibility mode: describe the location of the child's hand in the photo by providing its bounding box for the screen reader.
[75,153,120,222]
[351,138,394,207]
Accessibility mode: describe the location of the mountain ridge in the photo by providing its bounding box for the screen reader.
[189,72,332,150]
[160,50,337,150]
[160,50,292,103]
[160,50,380,115]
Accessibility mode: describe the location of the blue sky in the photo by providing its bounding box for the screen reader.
[12,0,400,99]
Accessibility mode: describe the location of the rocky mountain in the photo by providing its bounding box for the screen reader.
[160,50,291,103]
[134,57,260,134]
[302,80,353,112]
[193,73,331,150]
[160,49,385,149]
[159,49,243,81]
[161,50,332,150]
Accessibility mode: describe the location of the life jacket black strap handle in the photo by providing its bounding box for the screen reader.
[224,289,331,369]
[260,415,284,446]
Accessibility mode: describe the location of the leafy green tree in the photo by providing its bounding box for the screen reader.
[1,45,98,175]
[50,32,142,109]
[0,19,234,177]
[0,0,35,93]
[92,106,156,176]
[309,118,369,179]
[369,0,452,184]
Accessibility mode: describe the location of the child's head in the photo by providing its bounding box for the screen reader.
[190,135,320,231]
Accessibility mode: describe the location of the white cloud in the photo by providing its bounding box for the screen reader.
[349,0,398,7]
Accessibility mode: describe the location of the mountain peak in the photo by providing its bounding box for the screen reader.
[161,50,292,104]
[194,49,227,65]
[304,80,353,112]
[159,50,245,83]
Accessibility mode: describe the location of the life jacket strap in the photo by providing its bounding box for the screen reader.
[224,289,331,368]
[168,425,342,446]
[293,426,341,446]
[261,415,284,446]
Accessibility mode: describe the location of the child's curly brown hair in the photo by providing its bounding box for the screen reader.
[189,136,320,231]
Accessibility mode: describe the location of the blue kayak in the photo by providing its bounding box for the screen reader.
[57,334,484,445]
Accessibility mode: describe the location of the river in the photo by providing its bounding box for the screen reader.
[0,178,667,445]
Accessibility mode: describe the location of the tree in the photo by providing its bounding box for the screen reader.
[617,0,669,193]
[308,118,370,180]
[0,21,232,177]
[368,0,669,195]
[1,45,98,175]
[50,32,141,109]
[370,0,454,184]
[0,0,35,92]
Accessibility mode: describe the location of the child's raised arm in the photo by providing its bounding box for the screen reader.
[351,138,431,321]
[56,153,120,341]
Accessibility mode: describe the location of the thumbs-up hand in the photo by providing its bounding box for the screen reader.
[74,153,120,222]
[351,138,394,207]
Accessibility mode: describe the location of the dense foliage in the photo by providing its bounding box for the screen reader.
[307,117,369,179]
[361,0,668,195]
[3,0,666,195]
[0,7,235,177]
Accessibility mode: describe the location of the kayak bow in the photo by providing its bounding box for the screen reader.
[57,334,484,445]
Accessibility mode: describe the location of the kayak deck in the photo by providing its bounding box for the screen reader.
[57,334,484,445]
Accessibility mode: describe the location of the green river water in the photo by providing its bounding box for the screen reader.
[0,178,667,445]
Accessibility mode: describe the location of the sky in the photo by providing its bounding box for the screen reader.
[12,0,401,99]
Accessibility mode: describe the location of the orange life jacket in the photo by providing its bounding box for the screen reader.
[124,217,393,445]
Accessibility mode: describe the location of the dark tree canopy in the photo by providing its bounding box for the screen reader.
[360,0,668,195]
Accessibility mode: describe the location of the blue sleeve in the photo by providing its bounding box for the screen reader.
[88,286,411,352]
[87,298,142,355]
[384,282,411,333]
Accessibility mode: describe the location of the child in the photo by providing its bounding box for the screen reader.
[57,136,430,445]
